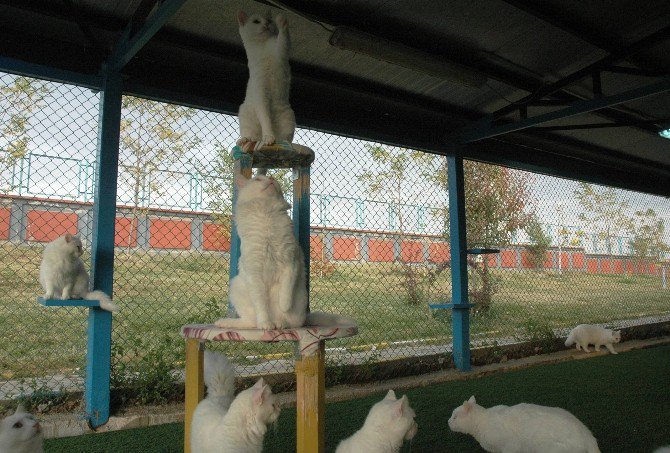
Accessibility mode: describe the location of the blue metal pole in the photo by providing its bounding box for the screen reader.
[294,167,311,296]
[228,150,252,314]
[447,155,471,371]
[87,67,122,428]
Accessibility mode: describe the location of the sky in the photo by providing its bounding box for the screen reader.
[1,72,669,253]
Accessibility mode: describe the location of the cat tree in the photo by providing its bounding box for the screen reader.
[180,142,358,453]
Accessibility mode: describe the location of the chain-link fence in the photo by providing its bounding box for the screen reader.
[1,72,669,409]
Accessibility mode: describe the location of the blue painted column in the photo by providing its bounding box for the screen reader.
[447,155,472,371]
[293,166,311,296]
[87,67,122,427]
[228,149,252,314]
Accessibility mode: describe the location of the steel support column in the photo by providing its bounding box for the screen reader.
[447,155,471,371]
[87,68,121,428]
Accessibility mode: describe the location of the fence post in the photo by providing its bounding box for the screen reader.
[663,266,667,289]
[447,155,471,371]
[87,67,121,428]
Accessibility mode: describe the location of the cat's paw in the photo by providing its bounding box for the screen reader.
[44,292,54,300]
[214,318,231,328]
[236,136,251,146]
[259,134,276,147]
[276,14,288,29]
[258,320,278,330]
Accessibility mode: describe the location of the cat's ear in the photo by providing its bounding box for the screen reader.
[237,10,248,26]
[384,389,397,400]
[252,378,268,405]
[394,395,408,417]
[64,233,73,243]
[14,404,26,414]
[235,168,250,188]
[466,395,476,406]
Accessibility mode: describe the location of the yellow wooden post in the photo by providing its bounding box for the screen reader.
[295,341,325,453]
[184,339,204,453]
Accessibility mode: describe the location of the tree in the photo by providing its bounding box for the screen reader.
[525,216,552,270]
[119,96,201,250]
[0,76,51,190]
[628,208,668,261]
[574,183,632,262]
[358,145,437,304]
[431,159,533,312]
[204,141,293,235]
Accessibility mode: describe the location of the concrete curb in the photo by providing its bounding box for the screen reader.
[41,336,670,440]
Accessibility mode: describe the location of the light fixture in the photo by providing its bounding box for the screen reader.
[660,128,670,139]
[329,27,487,89]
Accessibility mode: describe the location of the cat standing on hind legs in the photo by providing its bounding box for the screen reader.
[39,233,118,312]
[237,10,295,149]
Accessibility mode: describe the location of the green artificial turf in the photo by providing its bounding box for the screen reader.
[46,344,670,452]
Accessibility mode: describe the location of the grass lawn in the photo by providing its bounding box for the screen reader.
[46,344,670,452]
[1,243,668,381]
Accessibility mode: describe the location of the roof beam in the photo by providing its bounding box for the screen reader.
[500,0,668,75]
[0,55,101,89]
[490,25,670,119]
[106,0,187,72]
[452,77,670,143]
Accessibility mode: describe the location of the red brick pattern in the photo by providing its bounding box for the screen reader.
[613,259,624,274]
[26,210,77,242]
[587,258,599,274]
[501,250,517,268]
[202,223,230,251]
[114,217,137,247]
[428,242,449,263]
[368,239,395,262]
[401,240,423,263]
[601,259,611,274]
[572,253,585,269]
[0,207,10,240]
[149,219,191,249]
[333,237,359,260]
[310,235,324,260]
[544,251,554,269]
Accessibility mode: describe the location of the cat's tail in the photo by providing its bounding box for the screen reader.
[306,311,357,327]
[204,351,236,400]
[85,290,119,313]
[564,331,575,347]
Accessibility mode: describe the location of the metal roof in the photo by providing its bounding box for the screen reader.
[1,0,669,195]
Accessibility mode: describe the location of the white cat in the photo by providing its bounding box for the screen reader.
[215,171,356,330]
[190,351,280,453]
[448,396,600,453]
[236,11,295,149]
[39,234,118,312]
[0,405,43,453]
[565,324,621,354]
[336,390,418,453]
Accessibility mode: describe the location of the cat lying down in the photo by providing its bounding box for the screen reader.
[449,396,600,453]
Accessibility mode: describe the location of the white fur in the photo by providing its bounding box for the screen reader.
[565,324,621,354]
[38,234,118,312]
[236,11,295,148]
[653,448,670,453]
[0,405,43,453]
[191,351,280,453]
[215,172,356,330]
[336,390,418,453]
[448,396,600,453]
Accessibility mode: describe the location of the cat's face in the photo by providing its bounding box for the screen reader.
[0,406,42,447]
[238,11,278,43]
[250,378,281,425]
[611,331,621,343]
[237,174,285,204]
[58,233,83,258]
[448,395,478,434]
[367,390,418,441]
